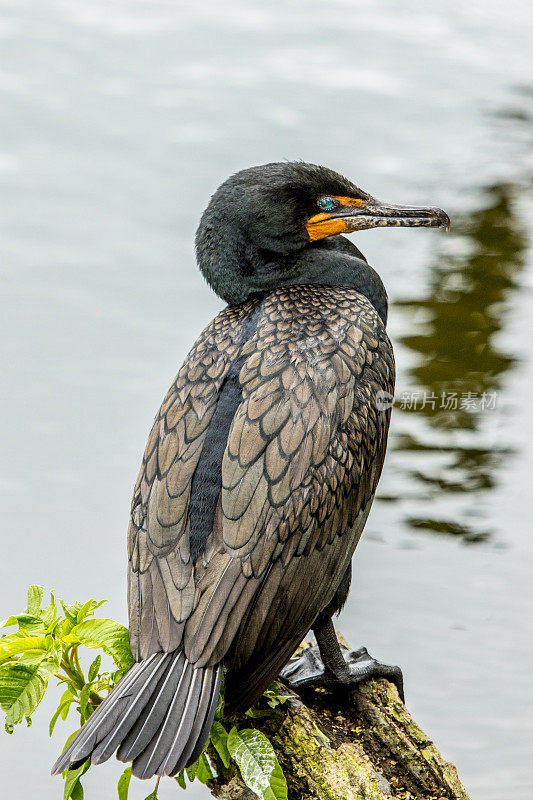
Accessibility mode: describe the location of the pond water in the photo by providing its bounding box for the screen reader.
[1,1,532,798]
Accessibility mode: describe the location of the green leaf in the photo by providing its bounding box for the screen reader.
[0,658,59,732]
[174,771,186,789]
[0,636,49,664]
[196,752,214,783]
[0,614,44,630]
[59,598,106,630]
[76,599,106,624]
[49,691,75,736]
[57,687,76,724]
[65,619,133,671]
[117,766,132,800]
[60,601,82,626]
[26,586,44,616]
[185,761,197,782]
[41,592,58,628]
[214,678,225,720]
[210,720,230,768]
[63,759,89,800]
[16,650,48,668]
[79,684,91,720]
[263,683,293,709]
[70,782,84,800]
[0,630,33,646]
[244,708,272,718]
[88,655,101,683]
[227,727,287,800]
[143,792,158,800]
[61,691,75,719]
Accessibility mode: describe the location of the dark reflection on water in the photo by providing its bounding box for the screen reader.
[392,183,528,541]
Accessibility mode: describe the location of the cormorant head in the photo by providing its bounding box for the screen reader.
[196,161,449,305]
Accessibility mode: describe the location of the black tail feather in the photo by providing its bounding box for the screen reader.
[51,651,221,780]
[183,666,222,768]
[117,652,185,763]
[129,659,195,779]
[157,666,203,776]
[52,653,162,774]
[91,654,172,766]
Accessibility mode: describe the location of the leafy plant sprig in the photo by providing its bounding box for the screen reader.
[1,586,289,800]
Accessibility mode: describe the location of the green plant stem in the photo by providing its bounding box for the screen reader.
[70,647,84,681]
[58,658,102,707]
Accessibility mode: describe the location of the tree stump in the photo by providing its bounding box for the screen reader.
[208,642,470,800]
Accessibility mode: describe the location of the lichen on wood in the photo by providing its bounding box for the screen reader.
[208,641,471,800]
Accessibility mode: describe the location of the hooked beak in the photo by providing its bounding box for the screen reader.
[306,196,450,241]
[341,198,450,232]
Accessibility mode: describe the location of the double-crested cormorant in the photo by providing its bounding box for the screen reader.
[53,162,449,780]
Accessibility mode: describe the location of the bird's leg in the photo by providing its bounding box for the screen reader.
[280,618,404,701]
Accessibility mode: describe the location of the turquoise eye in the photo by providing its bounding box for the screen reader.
[318,196,338,212]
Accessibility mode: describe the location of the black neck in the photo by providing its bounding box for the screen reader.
[282,239,388,325]
[196,224,388,326]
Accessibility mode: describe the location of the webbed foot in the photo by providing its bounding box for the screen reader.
[280,642,404,702]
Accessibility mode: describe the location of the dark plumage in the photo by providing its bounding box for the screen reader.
[52,162,449,780]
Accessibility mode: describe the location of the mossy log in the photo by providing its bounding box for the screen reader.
[208,641,471,800]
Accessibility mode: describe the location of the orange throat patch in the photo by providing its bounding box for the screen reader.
[306,215,350,242]
[306,196,367,242]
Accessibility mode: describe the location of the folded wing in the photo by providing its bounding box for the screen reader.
[128,286,394,714]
